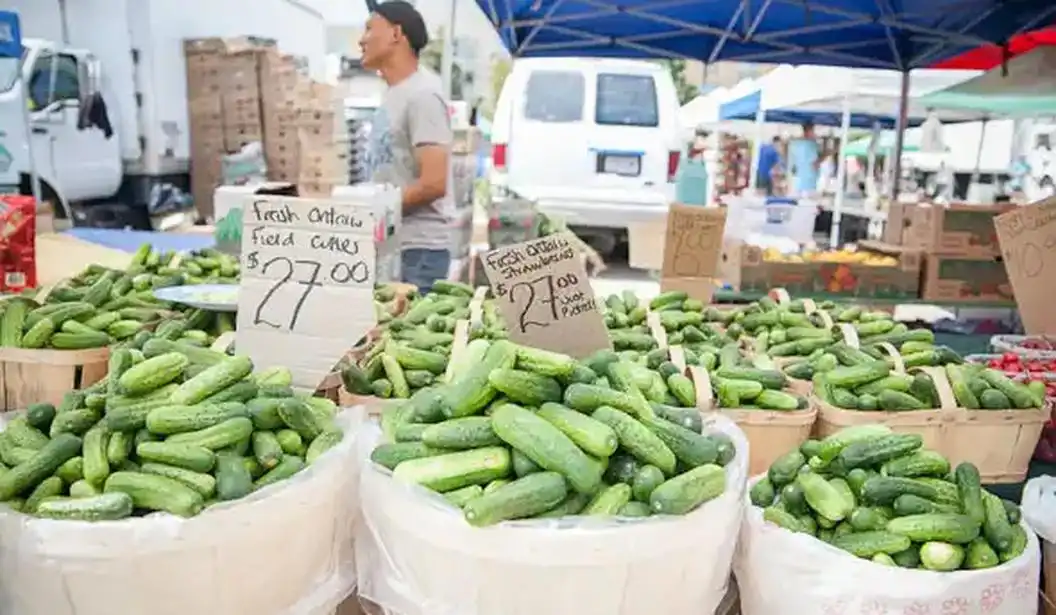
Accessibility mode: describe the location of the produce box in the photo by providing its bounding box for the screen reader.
[920,254,1013,304]
[0,195,37,293]
[722,240,921,299]
[898,201,1015,258]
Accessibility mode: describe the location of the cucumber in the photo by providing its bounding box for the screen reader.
[981,493,1015,551]
[831,531,911,558]
[305,430,343,464]
[443,485,484,508]
[643,415,719,468]
[82,425,111,487]
[564,383,647,417]
[275,429,306,456]
[919,541,965,571]
[631,464,665,503]
[391,446,511,493]
[749,477,776,507]
[35,492,135,521]
[104,471,205,517]
[135,442,216,473]
[0,434,82,501]
[837,433,923,470]
[165,417,254,451]
[583,483,633,516]
[886,513,981,544]
[146,403,249,436]
[215,452,255,501]
[486,368,563,407]
[463,472,568,526]
[254,455,306,488]
[26,402,56,433]
[881,450,950,478]
[591,406,676,476]
[893,493,959,516]
[118,352,189,395]
[965,537,1000,569]
[251,431,285,469]
[69,479,100,498]
[25,476,65,512]
[954,462,986,526]
[536,402,618,458]
[650,403,703,432]
[370,442,449,470]
[618,501,653,517]
[140,462,217,498]
[797,472,852,522]
[650,463,725,515]
[491,404,601,495]
[767,450,806,487]
[421,417,503,450]
[276,398,328,442]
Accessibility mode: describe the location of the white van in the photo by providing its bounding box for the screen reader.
[490,58,684,254]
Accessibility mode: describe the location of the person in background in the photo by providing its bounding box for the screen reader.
[361,0,454,292]
[756,136,781,195]
[788,122,820,196]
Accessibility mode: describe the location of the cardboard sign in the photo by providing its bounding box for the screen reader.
[994,197,1056,334]
[662,204,727,278]
[481,231,610,358]
[661,204,727,301]
[237,195,377,390]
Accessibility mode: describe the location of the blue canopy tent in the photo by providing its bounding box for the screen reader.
[476,0,1056,244]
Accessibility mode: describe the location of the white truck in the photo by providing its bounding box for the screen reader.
[0,0,327,229]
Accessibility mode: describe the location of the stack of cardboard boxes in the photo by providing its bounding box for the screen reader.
[886,202,1017,303]
[184,37,348,220]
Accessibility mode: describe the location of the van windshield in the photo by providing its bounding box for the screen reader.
[0,49,23,93]
[596,73,659,127]
[523,70,584,123]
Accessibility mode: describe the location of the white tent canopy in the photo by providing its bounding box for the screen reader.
[757,66,986,124]
[679,86,728,128]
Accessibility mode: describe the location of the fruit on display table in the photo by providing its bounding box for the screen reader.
[751,424,1028,571]
[761,246,898,267]
[370,341,738,526]
[0,335,345,520]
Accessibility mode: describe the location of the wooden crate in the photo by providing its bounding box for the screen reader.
[0,347,109,411]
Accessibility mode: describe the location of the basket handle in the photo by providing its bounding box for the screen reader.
[837,323,860,349]
[668,345,688,372]
[768,287,791,305]
[647,311,668,349]
[169,253,184,268]
[876,342,906,374]
[443,319,472,383]
[801,298,817,314]
[469,287,487,327]
[211,331,236,352]
[814,310,834,329]
[686,365,714,411]
[913,365,958,410]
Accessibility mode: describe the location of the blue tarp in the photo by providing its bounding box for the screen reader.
[476,0,1056,69]
[0,11,21,59]
[66,229,215,254]
[717,91,924,128]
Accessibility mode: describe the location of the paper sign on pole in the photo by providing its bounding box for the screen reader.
[993,197,1056,334]
[481,231,610,358]
[237,195,377,390]
[661,204,728,301]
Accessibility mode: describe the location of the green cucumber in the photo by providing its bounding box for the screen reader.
[650,463,725,515]
[491,404,601,495]
[391,446,511,493]
[536,402,618,458]
[463,472,568,526]
[104,471,204,517]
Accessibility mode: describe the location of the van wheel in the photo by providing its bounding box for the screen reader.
[573,229,617,258]
[18,175,66,219]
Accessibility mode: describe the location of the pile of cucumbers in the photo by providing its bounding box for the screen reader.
[370,341,738,526]
[751,424,1028,572]
[808,356,1044,412]
[0,333,345,521]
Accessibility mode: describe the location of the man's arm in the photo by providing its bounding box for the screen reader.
[403,92,453,213]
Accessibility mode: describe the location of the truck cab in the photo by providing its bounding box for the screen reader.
[0,37,123,219]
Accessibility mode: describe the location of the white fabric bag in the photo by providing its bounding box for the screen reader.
[736,478,1040,615]
[356,414,749,615]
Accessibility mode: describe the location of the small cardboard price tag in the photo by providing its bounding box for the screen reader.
[994,198,1056,334]
[661,204,727,302]
[237,195,377,390]
[480,232,610,358]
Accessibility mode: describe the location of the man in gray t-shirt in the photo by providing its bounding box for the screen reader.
[361,1,455,292]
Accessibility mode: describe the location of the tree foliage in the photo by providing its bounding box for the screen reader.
[663,59,697,105]
[421,28,465,100]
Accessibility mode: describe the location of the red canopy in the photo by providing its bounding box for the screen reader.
[932,27,1056,69]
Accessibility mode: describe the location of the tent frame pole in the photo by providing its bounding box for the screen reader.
[748,107,764,190]
[829,94,851,248]
[888,70,911,205]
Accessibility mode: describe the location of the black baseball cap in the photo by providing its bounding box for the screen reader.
[371,0,429,55]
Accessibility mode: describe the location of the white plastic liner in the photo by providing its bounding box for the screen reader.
[0,409,367,615]
[1022,475,1056,544]
[736,476,1041,615]
[356,414,749,615]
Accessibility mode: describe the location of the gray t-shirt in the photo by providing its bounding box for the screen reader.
[367,69,455,251]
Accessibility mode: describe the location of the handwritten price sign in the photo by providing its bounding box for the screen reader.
[994,197,1056,334]
[237,196,376,390]
[663,204,727,279]
[481,232,610,358]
